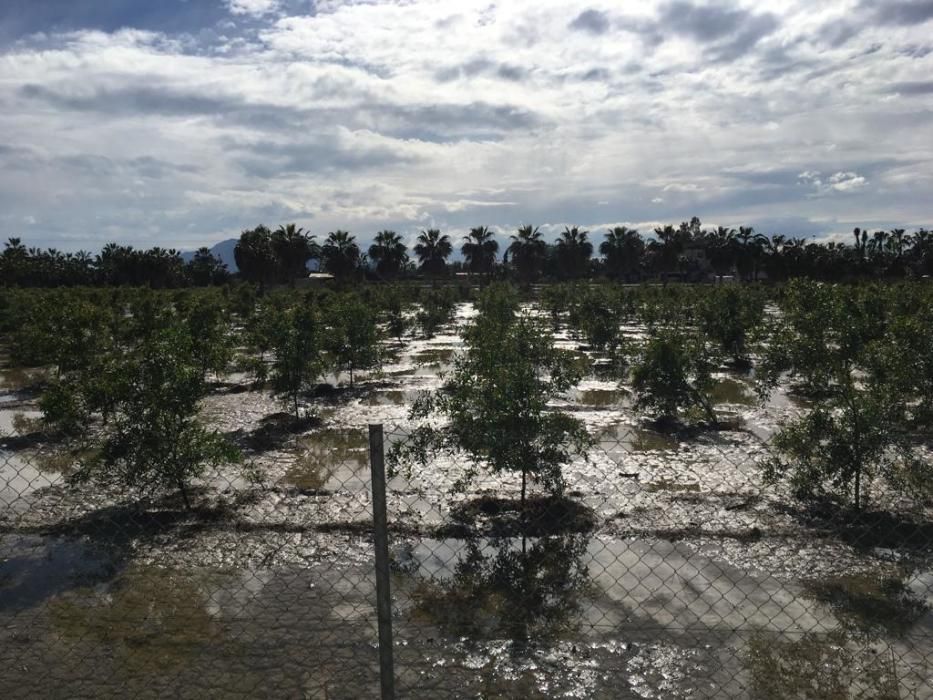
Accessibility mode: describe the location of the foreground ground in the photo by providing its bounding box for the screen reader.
[1,303,931,698]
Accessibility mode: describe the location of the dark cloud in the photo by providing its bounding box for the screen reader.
[434,59,527,83]
[579,67,611,82]
[755,43,819,82]
[888,80,933,95]
[496,64,526,81]
[19,83,241,117]
[661,1,753,41]
[58,154,199,179]
[819,20,862,47]
[231,137,421,178]
[655,1,779,61]
[569,9,610,35]
[825,1,933,46]
[868,0,933,26]
[898,44,933,58]
[708,13,780,62]
[379,102,543,143]
[20,81,543,144]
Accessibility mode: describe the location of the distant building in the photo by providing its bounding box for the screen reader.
[295,272,335,287]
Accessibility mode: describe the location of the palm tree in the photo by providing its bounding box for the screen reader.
[234,225,277,291]
[703,226,735,281]
[599,226,644,281]
[506,225,546,284]
[909,229,933,276]
[647,225,682,279]
[555,226,593,279]
[321,230,362,280]
[734,226,767,281]
[461,226,499,276]
[273,223,319,285]
[886,228,910,277]
[414,228,452,277]
[368,230,409,280]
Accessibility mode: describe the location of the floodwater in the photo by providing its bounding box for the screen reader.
[2,302,932,697]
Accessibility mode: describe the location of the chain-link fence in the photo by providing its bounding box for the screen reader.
[380,418,933,699]
[2,377,932,698]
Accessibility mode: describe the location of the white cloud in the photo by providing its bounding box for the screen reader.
[0,0,930,251]
[829,171,867,191]
[799,170,868,196]
[226,0,279,17]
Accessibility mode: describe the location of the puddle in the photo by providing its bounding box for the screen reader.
[50,565,224,672]
[0,534,115,612]
[709,377,756,406]
[573,388,628,408]
[396,535,832,642]
[598,423,679,452]
[401,535,593,644]
[413,348,457,367]
[283,428,369,490]
[360,390,410,407]
[804,571,929,639]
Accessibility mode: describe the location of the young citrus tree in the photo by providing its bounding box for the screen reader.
[393,290,590,509]
[630,327,718,425]
[695,285,766,367]
[268,304,326,418]
[323,293,381,386]
[69,323,239,510]
[761,304,932,511]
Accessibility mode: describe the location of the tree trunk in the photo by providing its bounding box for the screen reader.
[178,480,191,511]
[520,467,528,545]
[854,468,861,512]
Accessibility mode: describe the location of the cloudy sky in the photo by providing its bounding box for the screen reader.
[1,0,932,252]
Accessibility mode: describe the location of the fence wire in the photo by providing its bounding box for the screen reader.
[1,374,932,698]
[381,421,933,699]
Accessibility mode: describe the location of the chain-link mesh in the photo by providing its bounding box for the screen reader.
[1,392,383,699]
[380,420,933,699]
[2,306,932,699]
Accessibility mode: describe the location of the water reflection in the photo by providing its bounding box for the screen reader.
[283,428,369,490]
[805,572,929,640]
[573,388,628,408]
[709,377,757,406]
[50,565,223,672]
[406,534,594,648]
[598,423,679,452]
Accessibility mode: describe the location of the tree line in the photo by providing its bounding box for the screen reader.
[3,217,932,287]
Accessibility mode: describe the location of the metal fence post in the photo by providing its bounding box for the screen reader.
[369,423,396,700]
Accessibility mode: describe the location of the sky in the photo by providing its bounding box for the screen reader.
[0,0,932,253]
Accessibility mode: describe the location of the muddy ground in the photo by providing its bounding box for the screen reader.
[1,303,931,698]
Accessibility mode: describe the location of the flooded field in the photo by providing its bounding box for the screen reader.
[2,302,931,698]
